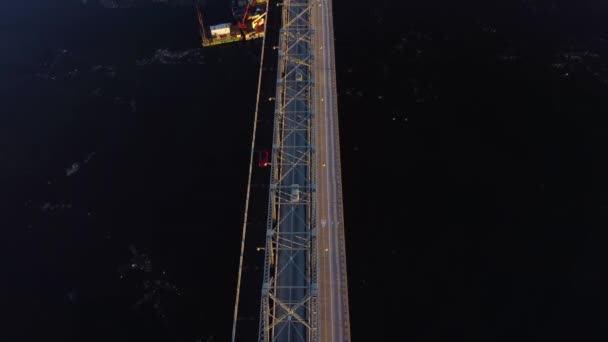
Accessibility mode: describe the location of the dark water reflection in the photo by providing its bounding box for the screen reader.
[2,0,608,341]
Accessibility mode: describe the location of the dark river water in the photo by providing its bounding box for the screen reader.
[2,0,608,341]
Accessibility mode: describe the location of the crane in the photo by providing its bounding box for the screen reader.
[195,0,209,44]
[236,0,257,30]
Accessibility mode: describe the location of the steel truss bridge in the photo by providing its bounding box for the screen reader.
[256,0,351,341]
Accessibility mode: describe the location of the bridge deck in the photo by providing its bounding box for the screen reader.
[313,0,351,340]
[257,0,350,340]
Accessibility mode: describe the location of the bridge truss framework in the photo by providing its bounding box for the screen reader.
[258,0,319,341]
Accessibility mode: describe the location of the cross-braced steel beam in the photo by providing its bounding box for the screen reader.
[258,0,318,341]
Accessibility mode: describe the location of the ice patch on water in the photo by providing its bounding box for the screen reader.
[66,162,80,176]
[41,202,72,211]
[137,48,205,66]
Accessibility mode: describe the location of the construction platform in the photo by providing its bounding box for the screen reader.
[198,0,268,47]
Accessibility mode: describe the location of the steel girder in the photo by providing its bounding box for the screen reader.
[258,0,318,341]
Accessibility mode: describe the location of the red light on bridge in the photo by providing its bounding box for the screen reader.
[258,150,270,168]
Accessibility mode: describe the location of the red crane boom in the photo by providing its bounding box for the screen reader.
[238,0,256,29]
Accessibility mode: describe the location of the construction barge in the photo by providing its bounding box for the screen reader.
[197,0,268,47]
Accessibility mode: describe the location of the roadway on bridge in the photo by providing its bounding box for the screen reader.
[313,0,351,340]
